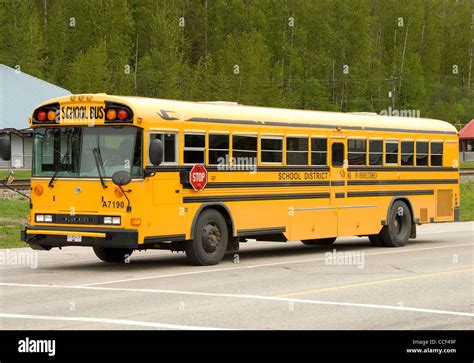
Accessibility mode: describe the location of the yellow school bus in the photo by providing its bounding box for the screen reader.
[0,94,459,265]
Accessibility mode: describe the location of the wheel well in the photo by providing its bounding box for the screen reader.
[190,203,235,240]
[386,197,415,224]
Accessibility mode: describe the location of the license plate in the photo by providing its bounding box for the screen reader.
[67,235,82,242]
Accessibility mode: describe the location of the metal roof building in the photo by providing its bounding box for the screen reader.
[0,64,71,168]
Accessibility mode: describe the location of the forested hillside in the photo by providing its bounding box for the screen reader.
[1,0,473,124]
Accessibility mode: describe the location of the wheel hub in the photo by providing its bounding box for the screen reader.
[202,223,221,253]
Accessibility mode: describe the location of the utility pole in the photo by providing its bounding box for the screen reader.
[134,35,138,95]
[468,12,473,96]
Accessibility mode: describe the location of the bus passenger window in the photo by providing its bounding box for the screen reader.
[287,137,308,165]
[348,139,366,165]
[311,138,327,165]
[184,133,205,164]
[416,141,428,166]
[209,134,229,165]
[331,142,344,167]
[261,137,283,163]
[232,135,257,164]
[385,140,399,164]
[401,141,414,166]
[369,140,383,165]
[430,142,443,166]
[149,133,177,163]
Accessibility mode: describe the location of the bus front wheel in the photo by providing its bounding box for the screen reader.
[186,209,228,266]
[93,247,133,263]
[301,237,337,246]
[379,200,412,247]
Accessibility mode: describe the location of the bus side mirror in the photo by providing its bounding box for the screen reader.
[0,134,11,161]
[111,171,131,186]
[149,139,163,166]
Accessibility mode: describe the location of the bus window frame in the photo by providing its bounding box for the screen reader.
[147,130,179,166]
[368,137,383,166]
[310,135,328,166]
[430,140,444,167]
[384,139,399,166]
[232,132,258,166]
[415,139,429,167]
[183,131,206,165]
[347,136,367,166]
[286,134,309,166]
[208,131,230,166]
[400,138,415,167]
[260,135,284,165]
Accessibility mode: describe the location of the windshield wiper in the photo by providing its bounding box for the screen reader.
[92,147,108,189]
[48,150,70,188]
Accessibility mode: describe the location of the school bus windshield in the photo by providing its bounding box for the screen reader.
[32,126,142,178]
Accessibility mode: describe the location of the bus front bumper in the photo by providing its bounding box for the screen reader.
[21,226,138,250]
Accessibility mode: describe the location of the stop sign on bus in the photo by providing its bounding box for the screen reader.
[189,164,208,191]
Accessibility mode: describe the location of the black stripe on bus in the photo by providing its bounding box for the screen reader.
[237,227,286,237]
[188,117,457,135]
[335,193,346,198]
[347,190,434,198]
[182,178,455,189]
[153,165,330,173]
[183,192,330,203]
[143,234,186,243]
[206,181,331,188]
[149,165,457,173]
[348,166,458,172]
[347,179,458,186]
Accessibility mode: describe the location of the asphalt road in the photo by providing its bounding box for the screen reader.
[0,222,473,330]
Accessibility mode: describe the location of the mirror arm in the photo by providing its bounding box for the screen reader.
[1,179,32,206]
[144,167,156,178]
[118,185,132,212]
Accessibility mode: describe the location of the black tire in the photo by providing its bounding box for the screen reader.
[301,237,337,246]
[379,200,412,247]
[368,234,384,247]
[185,209,228,266]
[93,247,133,263]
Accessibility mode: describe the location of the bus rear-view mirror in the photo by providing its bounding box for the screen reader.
[111,171,132,187]
[149,138,163,166]
[0,134,11,161]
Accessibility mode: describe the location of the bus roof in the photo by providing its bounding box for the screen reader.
[35,94,458,134]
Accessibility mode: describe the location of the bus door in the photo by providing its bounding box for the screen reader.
[329,138,347,234]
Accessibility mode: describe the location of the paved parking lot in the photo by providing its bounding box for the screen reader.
[0,222,473,330]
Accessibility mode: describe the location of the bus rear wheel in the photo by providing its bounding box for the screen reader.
[379,200,412,247]
[185,209,228,266]
[301,237,336,246]
[93,247,133,263]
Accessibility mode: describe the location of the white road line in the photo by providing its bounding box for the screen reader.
[0,312,224,330]
[79,242,474,287]
[1,282,473,319]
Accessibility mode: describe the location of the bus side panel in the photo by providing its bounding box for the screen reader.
[227,200,290,236]
[144,174,183,240]
[289,207,337,240]
[336,202,384,237]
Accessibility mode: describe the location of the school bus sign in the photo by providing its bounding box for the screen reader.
[189,164,208,191]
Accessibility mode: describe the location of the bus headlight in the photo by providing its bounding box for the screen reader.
[103,216,121,225]
[36,214,53,223]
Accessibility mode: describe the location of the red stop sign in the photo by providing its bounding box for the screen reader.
[189,164,208,191]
